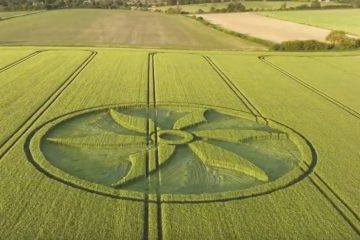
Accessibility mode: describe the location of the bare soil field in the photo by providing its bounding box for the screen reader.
[197,13,331,43]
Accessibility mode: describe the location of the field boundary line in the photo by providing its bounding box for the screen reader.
[0,50,43,74]
[203,55,268,124]
[259,56,360,120]
[0,50,97,161]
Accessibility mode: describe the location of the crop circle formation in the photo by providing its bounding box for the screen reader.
[28,104,315,202]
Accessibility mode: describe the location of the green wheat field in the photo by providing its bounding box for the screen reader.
[0,46,359,239]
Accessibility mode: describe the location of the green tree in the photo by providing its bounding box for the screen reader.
[326,30,347,44]
[310,0,321,9]
[353,0,360,7]
[227,2,245,12]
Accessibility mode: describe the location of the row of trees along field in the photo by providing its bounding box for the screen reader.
[0,0,129,10]
[0,0,359,11]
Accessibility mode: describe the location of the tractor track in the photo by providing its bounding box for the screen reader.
[144,52,163,240]
[17,50,359,238]
[300,165,360,235]
[203,55,268,124]
[0,11,44,22]
[150,53,164,240]
[143,53,152,240]
[0,50,97,161]
[0,50,43,74]
[205,54,359,236]
[259,56,360,120]
[309,56,360,79]
[149,52,164,240]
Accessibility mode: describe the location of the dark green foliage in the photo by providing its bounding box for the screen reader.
[197,8,204,13]
[326,30,360,49]
[165,6,182,14]
[206,2,246,13]
[310,0,321,9]
[335,37,360,49]
[273,30,360,51]
[353,0,360,8]
[227,2,245,12]
[272,40,333,51]
[326,30,348,44]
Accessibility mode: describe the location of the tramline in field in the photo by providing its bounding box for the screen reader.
[0,47,359,239]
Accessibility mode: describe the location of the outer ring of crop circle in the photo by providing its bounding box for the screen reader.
[25,102,317,204]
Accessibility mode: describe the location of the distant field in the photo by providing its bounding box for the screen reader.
[153,1,348,13]
[259,9,360,36]
[197,13,331,43]
[0,9,264,50]
[0,46,359,239]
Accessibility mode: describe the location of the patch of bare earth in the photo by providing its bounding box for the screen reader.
[197,12,331,43]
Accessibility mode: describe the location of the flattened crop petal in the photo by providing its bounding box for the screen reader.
[188,140,269,182]
[173,109,208,130]
[157,144,176,166]
[193,129,287,143]
[111,150,147,187]
[47,133,147,148]
[110,109,152,134]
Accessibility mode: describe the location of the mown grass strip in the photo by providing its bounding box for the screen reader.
[0,50,97,160]
[0,50,42,74]
[259,55,360,120]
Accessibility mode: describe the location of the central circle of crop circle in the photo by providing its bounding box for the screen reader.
[154,129,194,145]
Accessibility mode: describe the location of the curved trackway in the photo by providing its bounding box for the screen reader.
[0,11,44,22]
[259,55,360,120]
[0,50,43,74]
[206,55,359,235]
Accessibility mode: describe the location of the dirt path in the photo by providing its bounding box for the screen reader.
[197,13,331,43]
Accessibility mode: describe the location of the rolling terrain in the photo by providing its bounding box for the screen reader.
[0,9,263,50]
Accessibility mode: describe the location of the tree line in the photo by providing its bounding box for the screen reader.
[1,0,360,11]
